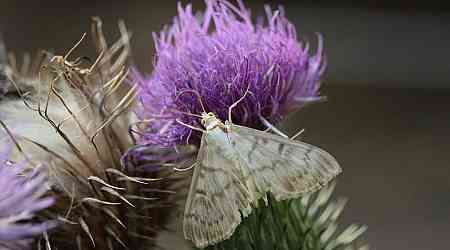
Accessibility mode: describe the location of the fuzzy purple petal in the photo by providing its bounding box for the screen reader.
[0,146,55,248]
[134,0,326,147]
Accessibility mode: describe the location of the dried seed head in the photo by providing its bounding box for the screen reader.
[0,18,191,250]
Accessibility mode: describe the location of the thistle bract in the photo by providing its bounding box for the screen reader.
[134,0,326,147]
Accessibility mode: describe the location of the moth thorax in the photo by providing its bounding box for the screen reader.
[201,112,222,130]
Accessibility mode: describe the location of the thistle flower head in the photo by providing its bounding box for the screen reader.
[0,145,55,248]
[134,0,326,147]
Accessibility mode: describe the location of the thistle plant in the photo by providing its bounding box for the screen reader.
[0,1,369,250]
[132,1,368,250]
[200,184,368,250]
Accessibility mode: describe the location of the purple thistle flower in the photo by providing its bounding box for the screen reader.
[0,146,55,249]
[134,0,326,147]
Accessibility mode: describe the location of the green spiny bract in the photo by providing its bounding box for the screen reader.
[200,183,368,250]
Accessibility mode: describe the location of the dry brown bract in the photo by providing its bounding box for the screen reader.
[44,32,104,89]
[0,17,193,250]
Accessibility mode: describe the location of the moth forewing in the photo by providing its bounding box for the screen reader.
[183,113,341,248]
[183,126,253,248]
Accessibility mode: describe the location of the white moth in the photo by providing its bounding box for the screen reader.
[182,112,342,248]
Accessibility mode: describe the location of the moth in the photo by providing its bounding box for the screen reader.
[181,110,342,248]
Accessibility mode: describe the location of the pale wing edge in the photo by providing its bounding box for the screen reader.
[183,133,253,248]
[229,124,342,201]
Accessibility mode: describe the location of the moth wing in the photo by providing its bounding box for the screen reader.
[183,132,253,248]
[228,124,342,201]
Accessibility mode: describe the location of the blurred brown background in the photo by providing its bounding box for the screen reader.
[1,0,449,249]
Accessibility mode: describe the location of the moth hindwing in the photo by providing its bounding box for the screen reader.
[183,112,341,248]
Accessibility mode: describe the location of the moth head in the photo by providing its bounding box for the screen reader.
[200,112,221,130]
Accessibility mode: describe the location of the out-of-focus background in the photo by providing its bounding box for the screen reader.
[1,0,449,249]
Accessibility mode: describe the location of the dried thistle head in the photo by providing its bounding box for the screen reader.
[0,18,191,250]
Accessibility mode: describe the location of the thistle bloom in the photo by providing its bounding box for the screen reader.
[134,0,326,147]
[0,146,55,249]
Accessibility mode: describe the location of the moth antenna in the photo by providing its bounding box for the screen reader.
[228,82,251,123]
[169,109,203,119]
[175,89,207,114]
[64,32,87,61]
[175,119,206,133]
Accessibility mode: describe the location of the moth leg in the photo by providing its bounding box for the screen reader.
[258,115,288,138]
[259,115,305,140]
[290,128,305,140]
[175,119,206,133]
